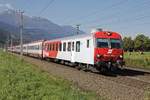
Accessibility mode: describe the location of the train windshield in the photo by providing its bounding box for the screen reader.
[96,38,122,49]
[110,39,122,49]
[96,39,109,48]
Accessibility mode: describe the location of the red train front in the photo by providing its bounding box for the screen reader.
[93,29,125,71]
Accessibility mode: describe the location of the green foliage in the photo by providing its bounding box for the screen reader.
[123,37,134,51]
[0,29,9,44]
[124,52,150,70]
[144,37,150,51]
[0,51,99,100]
[134,34,147,50]
[123,34,150,51]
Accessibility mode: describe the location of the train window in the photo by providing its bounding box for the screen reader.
[87,40,90,48]
[51,44,53,51]
[57,43,59,51]
[96,38,109,48]
[67,42,71,51]
[55,43,56,51]
[59,43,62,51]
[33,46,35,50]
[39,45,42,50]
[32,46,37,50]
[47,44,49,51]
[50,44,52,51]
[53,43,55,51]
[110,39,122,49]
[56,43,58,51]
[23,46,26,50]
[45,44,48,50]
[72,42,74,51]
[63,42,66,51]
[51,43,54,51]
[36,45,39,50]
[49,44,51,51]
[76,41,80,52]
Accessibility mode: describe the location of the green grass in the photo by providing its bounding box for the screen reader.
[0,51,101,100]
[124,52,150,70]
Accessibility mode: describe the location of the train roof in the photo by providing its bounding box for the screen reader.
[45,33,93,42]
[45,31,121,42]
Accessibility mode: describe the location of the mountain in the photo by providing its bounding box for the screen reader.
[0,9,85,43]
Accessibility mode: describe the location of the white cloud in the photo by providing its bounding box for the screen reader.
[5,4,14,9]
[0,3,14,11]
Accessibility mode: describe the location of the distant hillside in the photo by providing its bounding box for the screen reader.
[0,9,85,44]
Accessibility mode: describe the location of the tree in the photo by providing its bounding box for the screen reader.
[134,34,150,51]
[123,37,134,51]
[0,29,8,44]
[143,36,150,51]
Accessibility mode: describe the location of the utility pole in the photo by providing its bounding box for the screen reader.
[17,10,24,60]
[76,24,81,35]
[20,11,24,60]
[10,34,13,51]
[5,33,10,52]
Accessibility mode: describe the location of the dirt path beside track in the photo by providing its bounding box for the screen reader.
[21,55,150,100]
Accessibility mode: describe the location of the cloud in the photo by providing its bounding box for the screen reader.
[5,4,14,9]
[0,3,14,11]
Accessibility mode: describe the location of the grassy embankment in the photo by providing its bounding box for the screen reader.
[0,50,100,100]
[124,52,150,70]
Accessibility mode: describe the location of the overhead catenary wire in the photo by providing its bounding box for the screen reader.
[63,0,128,25]
[83,12,150,29]
[79,0,150,26]
[38,0,55,16]
[63,0,150,33]
[75,0,150,31]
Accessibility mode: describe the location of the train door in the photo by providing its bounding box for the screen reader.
[71,42,75,62]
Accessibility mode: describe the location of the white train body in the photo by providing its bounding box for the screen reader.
[43,34,95,64]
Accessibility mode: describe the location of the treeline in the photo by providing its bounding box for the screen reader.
[0,29,9,44]
[0,29,9,48]
[123,34,150,51]
[0,29,20,48]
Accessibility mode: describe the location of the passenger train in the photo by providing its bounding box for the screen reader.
[9,29,125,72]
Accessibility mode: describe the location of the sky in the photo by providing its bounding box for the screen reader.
[0,0,150,37]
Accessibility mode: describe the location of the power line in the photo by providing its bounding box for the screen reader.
[66,0,150,33]
[80,0,150,29]
[83,13,150,30]
[39,0,55,16]
[80,0,150,26]
[64,0,128,25]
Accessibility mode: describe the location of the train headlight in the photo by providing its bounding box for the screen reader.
[119,55,123,58]
[105,32,112,36]
[97,54,102,58]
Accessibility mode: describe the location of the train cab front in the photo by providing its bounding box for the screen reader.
[93,29,125,71]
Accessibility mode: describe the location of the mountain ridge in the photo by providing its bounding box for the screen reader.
[0,9,85,43]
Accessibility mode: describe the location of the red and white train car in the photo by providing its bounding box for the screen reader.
[25,40,44,58]
[43,29,124,71]
[43,32,94,64]
[11,40,44,58]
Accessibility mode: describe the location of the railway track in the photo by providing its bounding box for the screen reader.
[14,54,150,100]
